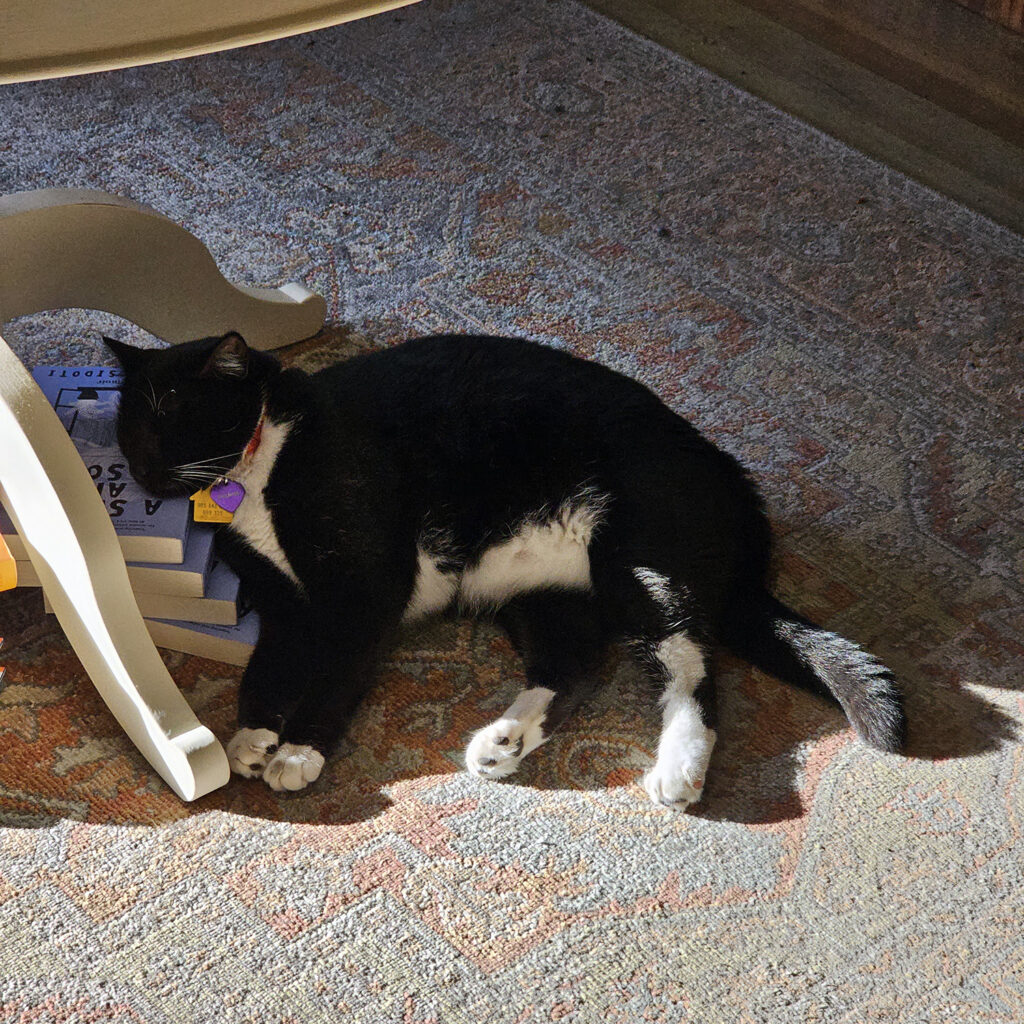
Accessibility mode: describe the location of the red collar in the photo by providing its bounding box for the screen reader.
[243,414,264,462]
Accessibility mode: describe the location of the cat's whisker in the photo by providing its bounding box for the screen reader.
[174,473,232,485]
[173,450,244,470]
[174,456,232,467]
[171,464,235,478]
[172,470,224,486]
[170,460,227,471]
[132,385,156,412]
[173,463,232,474]
[176,463,236,473]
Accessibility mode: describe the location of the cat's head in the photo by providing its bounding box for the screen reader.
[105,332,276,497]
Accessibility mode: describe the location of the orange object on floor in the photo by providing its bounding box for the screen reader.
[0,534,16,591]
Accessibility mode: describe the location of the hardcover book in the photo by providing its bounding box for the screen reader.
[123,524,215,597]
[145,604,259,667]
[18,522,216,598]
[0,364,191,564]
[40,556,241,626]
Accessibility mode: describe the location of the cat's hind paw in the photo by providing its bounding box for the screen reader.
[263,743,325,792]
[226,727,279,778]
[642,763,705,811]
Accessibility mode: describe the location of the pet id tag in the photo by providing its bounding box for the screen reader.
[210,480,246,513]
[191,483,240,523]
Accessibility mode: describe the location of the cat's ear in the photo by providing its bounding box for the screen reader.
[200,332,249,380]
[103,336,149,372]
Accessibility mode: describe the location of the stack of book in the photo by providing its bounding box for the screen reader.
[0,363,259,667]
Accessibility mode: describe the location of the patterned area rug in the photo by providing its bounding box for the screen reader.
[2,0,1023,1019]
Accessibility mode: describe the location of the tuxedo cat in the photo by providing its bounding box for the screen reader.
[106,332,905,807]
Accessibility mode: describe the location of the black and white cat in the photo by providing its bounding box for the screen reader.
[106,331,905,807]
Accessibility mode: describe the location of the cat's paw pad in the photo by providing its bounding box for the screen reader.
[466,718,540,779]
[263,743,325,792]
[226,727,279,778]
[642,764,705,810]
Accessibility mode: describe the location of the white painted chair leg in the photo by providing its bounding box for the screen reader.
[0,334,227,800]
[0,188,326,349]
[0,187,328,799]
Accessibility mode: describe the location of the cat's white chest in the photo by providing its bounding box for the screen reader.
[402,498,603,622]
[227,418,301,586]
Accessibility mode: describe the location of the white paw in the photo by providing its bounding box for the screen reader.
[263,743,325,792]
[643,762,706,810]
[466,718,544,779]
[226,727,279,778]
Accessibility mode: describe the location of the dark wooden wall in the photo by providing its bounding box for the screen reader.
[584,0,1024,233]
[952,0,1024,35]
[735,0,1023,144]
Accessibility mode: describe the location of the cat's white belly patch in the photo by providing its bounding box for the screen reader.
[227,417,301,586]
[460,514,594,607]
[402,498,603,621]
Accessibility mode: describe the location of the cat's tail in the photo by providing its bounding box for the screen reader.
[719,591,906,752]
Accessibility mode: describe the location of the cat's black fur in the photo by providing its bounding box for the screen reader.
[106,331,905,804]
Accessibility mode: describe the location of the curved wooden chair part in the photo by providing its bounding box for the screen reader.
[0,189,326,348]
[0,188,327,800]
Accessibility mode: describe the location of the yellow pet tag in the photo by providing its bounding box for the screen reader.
[191,486,235,524]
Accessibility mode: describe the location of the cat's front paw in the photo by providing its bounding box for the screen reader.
[263,743,325,792]
[642,763,705,810]
[227,727,279,778]
[466,718,543,779]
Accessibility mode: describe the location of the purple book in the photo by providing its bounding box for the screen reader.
[43,553,242,625]
[0,364,191,564]
[131,555,242,624]
[145,604,260,667]
[125,523,216,597]
[24,523,214,596]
